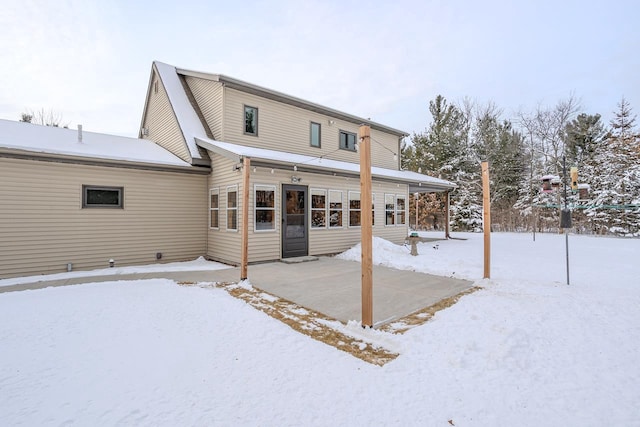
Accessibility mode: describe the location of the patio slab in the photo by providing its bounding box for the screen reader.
[1,257,473,327]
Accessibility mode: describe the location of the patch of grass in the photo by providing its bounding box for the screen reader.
[380,287,482,334]
[180,281,480,366]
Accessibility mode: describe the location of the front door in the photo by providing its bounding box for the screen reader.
[282,185,308,258]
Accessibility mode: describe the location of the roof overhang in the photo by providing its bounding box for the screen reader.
[196,138,454,193]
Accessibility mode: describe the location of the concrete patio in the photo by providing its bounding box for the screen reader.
[1,257,473,326]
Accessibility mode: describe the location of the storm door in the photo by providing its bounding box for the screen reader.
[282,185,308,258]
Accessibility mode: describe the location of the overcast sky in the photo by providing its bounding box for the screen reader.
[1,0,638,138]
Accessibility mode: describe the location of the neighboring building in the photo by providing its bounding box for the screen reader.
[0,61,454,278]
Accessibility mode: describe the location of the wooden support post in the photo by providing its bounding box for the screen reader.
[444,191,450,239]
[481,161,491,279]
[240,157,250,280]
[359,125,373,327]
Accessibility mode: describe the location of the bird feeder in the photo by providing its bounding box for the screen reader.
[577,183,590,200]
[541,175,560,193]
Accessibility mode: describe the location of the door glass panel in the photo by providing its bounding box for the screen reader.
[286,190,306,238]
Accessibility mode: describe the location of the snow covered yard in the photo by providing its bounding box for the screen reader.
[1,233,638,426]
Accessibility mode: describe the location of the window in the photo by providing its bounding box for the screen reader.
[396,195,406,225]
[227,186,238,231]
[255,185,275,231]
[371,193,376,226]
[209,188,219,229]
[310,122,321,148]
[385,194,395,225]
[244,105,258,135]
[329,190,343,228]
[311,189,326,228]
[349,191,361,227]
[339,130,357,151]
[82,185,123,209]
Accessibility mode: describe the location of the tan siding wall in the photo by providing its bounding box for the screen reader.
[206,155,243,264]
[221,87,400,170]
[206,156,408,264]
[0,158,207,279]
[142,70,192,162]
[185,76,224,140]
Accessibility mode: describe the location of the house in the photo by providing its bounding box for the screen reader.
[0,61,455,279]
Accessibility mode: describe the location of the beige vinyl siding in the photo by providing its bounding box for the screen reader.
[304,174,409,255]
[0,157,207,279]
[206,154,242,264]
[221,87,400,170]
[185,76,224,140]
[142,70,192,162]
[205,155,408,264]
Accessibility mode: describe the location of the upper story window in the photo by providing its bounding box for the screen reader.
[339,130,357,151]
[244,105,258,136]
[310,122,321,148]
[82,185,123,209]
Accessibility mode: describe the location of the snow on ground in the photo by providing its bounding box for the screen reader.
[0,256,231,287]
[1,232,638,426]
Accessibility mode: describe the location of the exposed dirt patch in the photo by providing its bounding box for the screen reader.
[178,281,480,366]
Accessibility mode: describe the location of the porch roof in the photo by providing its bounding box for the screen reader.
[196,137,455,193]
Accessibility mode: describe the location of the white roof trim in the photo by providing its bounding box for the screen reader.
[153,61,207,160]
[195,137,455,192]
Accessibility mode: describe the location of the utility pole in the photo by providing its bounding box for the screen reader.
[560,156,571,285]
[359,125,373,327]
[240,157,250,281]
[482,162,491,279]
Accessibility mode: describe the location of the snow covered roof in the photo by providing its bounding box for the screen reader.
[152,61,208,161]
[196,137,455,192]
[0,119,193,169]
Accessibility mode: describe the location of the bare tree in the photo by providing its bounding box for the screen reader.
[19,108,69,128]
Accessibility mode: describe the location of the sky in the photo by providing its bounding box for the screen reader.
[1,0,638,138]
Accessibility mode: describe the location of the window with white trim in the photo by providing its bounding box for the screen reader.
[371,193,376,226]
[385,194,395,225]
[396,195,406,225]
[209,188,219,229]
[255,185,275,231]
[349,191,361,227]
[226,186,238,231]
[311,188,326,228]
[329,190,343,228]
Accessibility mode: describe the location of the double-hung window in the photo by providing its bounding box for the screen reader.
[349,191,361,227]
[396,195,406,225]
[244,105,258,136]
[311,189,326,228]
[227,186,238,231]
[209,188,219,229]
[339,130,357,151]
[385,194,395,225]
[255,185,275,231]
[329,190,343,228]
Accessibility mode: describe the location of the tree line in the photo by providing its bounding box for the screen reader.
[402,95,640,237]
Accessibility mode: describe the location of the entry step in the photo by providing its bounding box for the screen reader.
[280,256,319,264]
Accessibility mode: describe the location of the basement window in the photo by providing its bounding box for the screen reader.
[82,185,124,209]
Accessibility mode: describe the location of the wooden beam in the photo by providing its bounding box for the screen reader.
[481,161,491,279]
[444,191,450,239]
[359,125,373,327]
[240,157,250,280]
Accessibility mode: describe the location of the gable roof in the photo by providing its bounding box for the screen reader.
[0,119,194,170]
[196,137,454,193]
[177,66,409,138]
[145,61,209,161]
